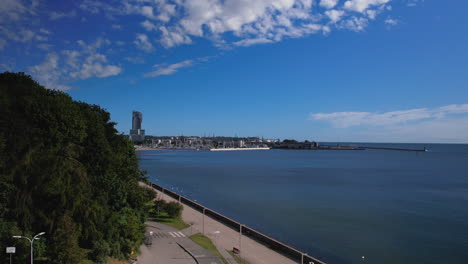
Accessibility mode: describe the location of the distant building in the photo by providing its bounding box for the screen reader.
[132,111,142,130]
[130,111,145,141]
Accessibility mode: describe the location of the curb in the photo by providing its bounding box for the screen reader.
[176,242,200,264]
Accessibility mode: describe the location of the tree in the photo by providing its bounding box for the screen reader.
[0,72,152,262]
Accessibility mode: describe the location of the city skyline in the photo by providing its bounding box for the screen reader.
[1,0,467,143]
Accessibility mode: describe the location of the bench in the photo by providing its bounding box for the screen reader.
[232,247,240,254]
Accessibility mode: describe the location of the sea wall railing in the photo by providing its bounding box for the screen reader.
[149,182,326,264]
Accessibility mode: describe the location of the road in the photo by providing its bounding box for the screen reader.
[137,221,223,264]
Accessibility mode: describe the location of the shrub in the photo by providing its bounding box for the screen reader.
[153,199,167,216]
[164,202,183,218]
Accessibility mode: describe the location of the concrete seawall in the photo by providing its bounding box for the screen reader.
[210,148,271,151]
[148,181,326,264]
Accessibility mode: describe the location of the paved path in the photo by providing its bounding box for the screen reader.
[148,188,297,264]
[215,244,238,264]
[138,221,223,264]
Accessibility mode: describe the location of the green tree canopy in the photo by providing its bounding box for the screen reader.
[0,72,152,263]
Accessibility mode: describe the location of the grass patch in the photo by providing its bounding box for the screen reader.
[189,233,228,264]
[227,250,249,264]
[106,258,130,264]
[151,211,190,230]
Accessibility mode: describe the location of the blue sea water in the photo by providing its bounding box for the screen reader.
[137,144,468,264]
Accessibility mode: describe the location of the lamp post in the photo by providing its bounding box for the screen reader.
[13,232,45,264]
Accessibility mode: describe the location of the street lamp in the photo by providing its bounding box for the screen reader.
[13,232,45,264]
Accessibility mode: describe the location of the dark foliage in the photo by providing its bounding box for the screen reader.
[164,202,183,219]
[0,72,152,263]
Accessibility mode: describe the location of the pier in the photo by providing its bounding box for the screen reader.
[355,146,427,152]
[318,144,427,152]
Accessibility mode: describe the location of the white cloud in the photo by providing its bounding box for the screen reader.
[156,4,176,22]
[79,0,105,14]
[141,6,155,19]
[340,16,368,31]
[145,60,194,77]
[141,20,157,31]
[325,9,345,23]
[124,57,145,64]
[29,53,73,91]
[310,104,468,128]
[71,53,122,79]
[77,37,111,50]
[310,104,468,143]
[75,0,395,49]
[39,28,52,35]
[385,118,468,143]
[35,35,47,41]
[438,104,468,114]
[344,0,390,13]
[19,29,35,42]
[134,33,154,52]
[159,26,192,48]
[0,1,47,50]
[28,38,123,90]
[49,10,76,20]
[406,0,423,7]
[320,0,339,9]
[234,37,274,47]
[0,0,28,22]
[385,18,399,26]
[154,0,388,47]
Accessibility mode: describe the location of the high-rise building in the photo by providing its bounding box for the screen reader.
[132,111,142,130]
[130,111,145,141]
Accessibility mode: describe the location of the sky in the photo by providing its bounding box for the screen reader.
[1,0,468,143]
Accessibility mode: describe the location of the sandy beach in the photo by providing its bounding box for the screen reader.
[140,183,297,264]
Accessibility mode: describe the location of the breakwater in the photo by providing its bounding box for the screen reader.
[358,146,427,152]
[149,181,326,264]
[318,145,427,152]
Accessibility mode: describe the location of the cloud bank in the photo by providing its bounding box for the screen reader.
[310,104,468,143]
[310,104,468,128]
[29,38,122,90]
[0,0,405,89]
[78,0,395,49]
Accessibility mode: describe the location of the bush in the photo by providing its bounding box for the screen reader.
[153,199,167,216]
[164,202,183,218]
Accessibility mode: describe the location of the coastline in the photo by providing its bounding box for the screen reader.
[134,146,162,151]
[139,181,325,264]
[210,147,270,151]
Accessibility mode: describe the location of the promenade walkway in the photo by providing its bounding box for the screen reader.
[138,221,223,264]
[150,187,297,264]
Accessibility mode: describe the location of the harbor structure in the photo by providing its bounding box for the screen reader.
[130,111,145,142]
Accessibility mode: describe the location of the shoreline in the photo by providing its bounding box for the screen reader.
[139,181,325,264]
[210,147,270,151]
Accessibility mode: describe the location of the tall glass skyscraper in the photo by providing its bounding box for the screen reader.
[130,111,145,141]
[132,111,142,130]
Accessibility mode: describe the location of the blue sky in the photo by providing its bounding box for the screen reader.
[1,0,467,143]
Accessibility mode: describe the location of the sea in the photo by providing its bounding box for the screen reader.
[137,143,468,264]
